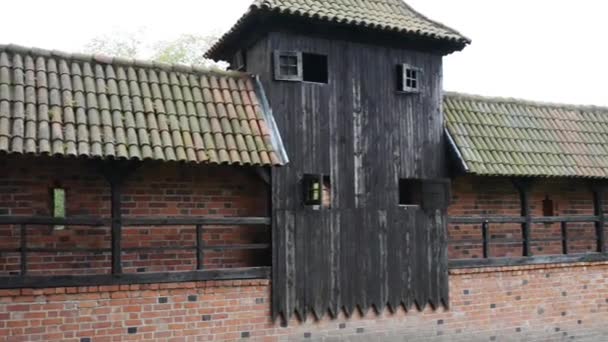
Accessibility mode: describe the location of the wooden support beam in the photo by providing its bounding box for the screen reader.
[0,267,271,289]
[254,167,271,185]
[110,177,123,275]
[98,161,140,276]
[482,221,490,259]
[196,225,204,270]
[450,253,608,269]
[561,221,569,255]
[592,186,606,253]
[20,224,27,276]
[513,179,533,257]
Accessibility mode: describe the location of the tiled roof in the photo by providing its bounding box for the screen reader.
[444,92,608,178]
[0,44,286,166]
[207,0,469,57]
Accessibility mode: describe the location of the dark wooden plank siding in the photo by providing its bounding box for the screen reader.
[250,32,449,321]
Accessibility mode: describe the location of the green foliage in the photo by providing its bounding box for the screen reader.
[83,30,223,67]
[153,34,219,66]
[85,30,144,60]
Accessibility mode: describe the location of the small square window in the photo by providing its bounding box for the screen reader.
[399,179,423,206]
[303,174,331,209]
[397,64,422,93]
[274,51,303,81]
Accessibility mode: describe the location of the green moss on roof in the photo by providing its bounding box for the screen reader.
[444,92,608,178]
[0,44,285,166]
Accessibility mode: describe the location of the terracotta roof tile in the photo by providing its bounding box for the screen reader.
[0,44,287,166]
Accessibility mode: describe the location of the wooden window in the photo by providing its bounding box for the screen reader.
[52,188,66,230]
[302,53,328,84]
[303,174,331,209]
[397,64,422,93]
[274,51,329,83]
[399,179,423,206]
[274,51,303,81]
[543,195,555,216]
[232,50,247,71]
[399,179,451,211]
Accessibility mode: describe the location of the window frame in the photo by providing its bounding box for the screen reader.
[302,174,331,210]
[274,51,303,81]
[397,64,423,93]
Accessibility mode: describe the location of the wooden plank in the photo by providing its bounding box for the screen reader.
[482,221,490,259]
[402,209,415,311]
[561,222,569,255]
[123,217,271,226]
[514,180,532,257]
[449,216,526,224]
[449,253,608,269]
[20,224,27,276]
[593,188,605,253]
[110,178,123,275]
[196,225,204,270]
[0,267,271,289]
[328,210,341,318]
[0,216,110,226]
[386,208,403,311]
[0,216,273,227]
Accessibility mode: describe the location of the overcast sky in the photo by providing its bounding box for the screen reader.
[1,0,606,106]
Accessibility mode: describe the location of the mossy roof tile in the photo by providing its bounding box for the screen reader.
[445,92,608,178]
[0,44,286,166]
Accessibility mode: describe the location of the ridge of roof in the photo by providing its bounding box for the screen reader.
[0,43,246,79]
[206,0,470,58]
[444,91,608,113]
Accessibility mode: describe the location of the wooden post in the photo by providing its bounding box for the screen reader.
[482,221,490,259]
[110,178,123,275]
[593,186,605,253]
[561,221,568,255]
[20,224,27,276]
[98,161,139,276]
[514,179,532,257]
[196,225,204,270]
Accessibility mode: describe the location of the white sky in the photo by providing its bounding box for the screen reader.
[1,0,607,106]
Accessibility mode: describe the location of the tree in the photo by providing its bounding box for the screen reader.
[84,30,227,69]
[84,30,144,60]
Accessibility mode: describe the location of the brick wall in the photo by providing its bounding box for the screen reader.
[0,156,270,276]
[448,175,601,259]
[2,262,608,341]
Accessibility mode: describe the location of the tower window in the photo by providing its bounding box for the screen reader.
[302,174,331,209]
[274,51,328,84]
[274,51,302,81]
[232,50,247,71]
[302,53,328,83]
[399,179,423,206]
[397,64,422,93]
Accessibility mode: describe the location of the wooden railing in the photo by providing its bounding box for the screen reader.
[448,215,608,268]
[0,216,271,289]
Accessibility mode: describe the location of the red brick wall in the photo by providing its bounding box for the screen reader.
[0,156,270,276]
[449,175,600,259]
[2,262,608,341]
